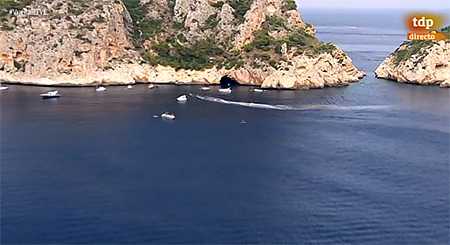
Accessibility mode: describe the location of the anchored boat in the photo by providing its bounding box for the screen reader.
[161,112,175,120]
[218,87,232,94]
[40,90,60,99]
[177,95,188,102]
[96,86,106,92]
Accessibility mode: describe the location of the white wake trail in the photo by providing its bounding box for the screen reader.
[192,94,390,111]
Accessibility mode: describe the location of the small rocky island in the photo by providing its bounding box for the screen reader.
[375,26,450,88]
[0,0,365,89]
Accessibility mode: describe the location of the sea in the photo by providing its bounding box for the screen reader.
[1,9,449,244]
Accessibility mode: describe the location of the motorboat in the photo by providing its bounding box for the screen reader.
[96,86,106,92]
[127,85,133,89]
[253,88,264,93]
[0,85,9,90]
[161,112,175,120]
[201,86,210,91]
[177,95,188,102]
[153,115,159,118]
[218,87,232,94]
[148,84,154,89]
[40,90,60,99]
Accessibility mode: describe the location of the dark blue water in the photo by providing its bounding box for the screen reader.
[1,10,449,244]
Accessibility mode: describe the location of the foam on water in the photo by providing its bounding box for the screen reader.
[193,94,390,111]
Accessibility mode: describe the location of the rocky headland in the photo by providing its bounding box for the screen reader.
[0,0,365,89]
[375,26,450,88]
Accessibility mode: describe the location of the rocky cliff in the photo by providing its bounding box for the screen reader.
[0,0,365,88]
[375,27,450,88]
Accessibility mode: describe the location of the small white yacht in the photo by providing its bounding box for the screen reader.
[161,112,175,120]
[0,85,9,90]
[201,86,210,91]
[218,87,232,94]
[148,84,155,89]
[96,86,106,92]
[40,90,60,99]
[177,95,188,102]
[127,85,133,89]
[253,88,264,93]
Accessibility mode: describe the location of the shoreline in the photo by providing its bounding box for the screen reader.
[0,80,355,90]
[375,76,450,87]
[0,74,360,89]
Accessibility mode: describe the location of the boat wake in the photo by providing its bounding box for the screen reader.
[192,94,390,111]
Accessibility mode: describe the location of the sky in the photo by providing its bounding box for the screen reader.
[295,0,450,10]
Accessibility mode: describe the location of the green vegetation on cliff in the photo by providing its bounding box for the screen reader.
[143,37,245,70]
[209,1,224,9]
[392,41,433,65]
[124,0,250,70]
[122,0,338,71]
[122,0,147,21]
[391,25,449,65]
[229,0,253,23]
[0,0,35,11]
[438,26,450,33]
[0,0,35,30]
[209,0,253,23]
[283,0,297,12]
[200,13,219,31]
[243,16,337,62]
[123,0,159,45]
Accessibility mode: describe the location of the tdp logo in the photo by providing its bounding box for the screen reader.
[404,12,449,41]
[405,12,447,32]
[412,17,434,30]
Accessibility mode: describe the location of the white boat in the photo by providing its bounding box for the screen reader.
[218,87,232,94]
[253,88,264,93]
[161,112,175,120]
[148,84,154,89]
[127,85,133,89]
[177,95,188,102]
[96,86,106,92]
[153,115,159,118]
[201,87,210,91]
[40,90,60,99]
[0,85,9,90]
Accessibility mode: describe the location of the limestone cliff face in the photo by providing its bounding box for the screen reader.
[0,0,365,88]
[262,45,363,89]
[375,39,450,88]
[0,0,157,85]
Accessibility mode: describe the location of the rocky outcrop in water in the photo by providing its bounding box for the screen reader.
[375,28,450,88]
[0,0,365,88]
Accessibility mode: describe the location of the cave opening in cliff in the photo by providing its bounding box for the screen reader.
[220,76,240,88]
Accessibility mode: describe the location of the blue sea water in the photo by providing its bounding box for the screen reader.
[1,9,449,244]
